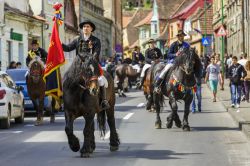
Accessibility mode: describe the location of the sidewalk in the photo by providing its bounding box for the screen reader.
[208,79,250,139]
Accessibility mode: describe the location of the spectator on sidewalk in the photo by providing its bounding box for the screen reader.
[205,56,222,102]
[7,61,17,69]
[215,53,224,90]
[228,56,247,108]
[238,53,248,101]
[244,60,250,103]
[191,76,202,113]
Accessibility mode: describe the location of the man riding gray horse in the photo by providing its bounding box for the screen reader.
[154,30,190,93]
[62,20,110,110]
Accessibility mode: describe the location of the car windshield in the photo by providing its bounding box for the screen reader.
[6,70,27,82]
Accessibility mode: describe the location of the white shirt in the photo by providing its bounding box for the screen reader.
[238,59,248,67]
[83,34,90,41]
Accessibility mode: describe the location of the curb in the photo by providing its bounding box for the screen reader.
[206,83,250,139]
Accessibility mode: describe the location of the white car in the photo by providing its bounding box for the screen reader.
[0,71,24,129]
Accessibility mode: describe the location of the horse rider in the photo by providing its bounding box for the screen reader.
[137,39,163,89]
[132,46,145,73]
[154,30,190,93]
[26,39,48,66]
[62,20,110,110]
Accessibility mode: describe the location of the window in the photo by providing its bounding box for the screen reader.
[154,24,157,34]
[18,43,24,64]
[6,41,12,66]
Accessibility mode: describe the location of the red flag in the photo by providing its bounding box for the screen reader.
[44,21,65,77]
[43,20,65,102]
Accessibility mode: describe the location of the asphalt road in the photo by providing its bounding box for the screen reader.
[0,84,250,166]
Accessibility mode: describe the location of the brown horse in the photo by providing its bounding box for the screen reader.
[63,54,120,157]
[142,62,164,112]
[115,63,141,97]
[26,56,55,125]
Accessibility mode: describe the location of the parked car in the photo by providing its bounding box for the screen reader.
[6,69,51,113]
[0,71,24,129]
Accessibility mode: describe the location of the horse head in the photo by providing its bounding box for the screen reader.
[28,56,45,84]
[78,53,100,96]
[175,47,198,75]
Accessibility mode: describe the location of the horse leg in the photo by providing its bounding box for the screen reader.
[182,96,193,131]
[166,92,179,129]
[34,98,44,126]
[50,97,56,123]
[145,94,152,112]
[153,92,162,129]
[80,114,95,158]
[64,111,80,152]
[89,120,95,153]
[106,108,120,151]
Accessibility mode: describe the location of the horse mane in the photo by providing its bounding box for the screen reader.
[63,53,100,88]
[172,47,202,78]
[28,56,45,69]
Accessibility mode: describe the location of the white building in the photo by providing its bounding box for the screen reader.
[0,0,45,70]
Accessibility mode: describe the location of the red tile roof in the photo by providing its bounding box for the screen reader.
[134,11,153,27]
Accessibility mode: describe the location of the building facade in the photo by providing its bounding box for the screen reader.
[0,0,45,70]
[212,0,228,55]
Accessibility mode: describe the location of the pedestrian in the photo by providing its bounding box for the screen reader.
[8,61,17,69]
[238,53,248,101]
[215,53,224,90]
[228,56,247,108]
[16,62,22,68]
[243,60,250,103]
[191,76,202,113]
[205,56,222,102]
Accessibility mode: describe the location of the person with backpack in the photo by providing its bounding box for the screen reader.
[228,56,247,108]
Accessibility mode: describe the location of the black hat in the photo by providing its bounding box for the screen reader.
[176,30,186,36]
[31,39,39,45]
[79,20,96,32]
[148,38,156,44]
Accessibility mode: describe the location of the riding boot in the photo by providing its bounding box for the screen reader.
[100,86,110,110]
[154,78,163,93]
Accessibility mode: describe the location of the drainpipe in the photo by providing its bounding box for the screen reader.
[242,0,245,54]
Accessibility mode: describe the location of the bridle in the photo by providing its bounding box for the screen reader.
[79,75,98,90]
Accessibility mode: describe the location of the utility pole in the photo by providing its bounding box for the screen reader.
[204,0,207,56]
[221,0,225,77]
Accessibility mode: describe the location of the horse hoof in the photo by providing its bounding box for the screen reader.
[80,152,90,158]
[147,109,152,112]
[182,125,191,131]
[110,146,119,152]
[50,116,55,123]
[69,136,80,152]
[34,120,43,126]
[155,123,161,129]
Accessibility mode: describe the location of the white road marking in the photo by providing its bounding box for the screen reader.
[0,131,23,134]
[104,131,110,140]
[123,113,134,120]
[25,124,35,127]
[137,103,145,108]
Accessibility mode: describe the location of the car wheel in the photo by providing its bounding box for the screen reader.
[15,104,24,124]
[0,106,11,129]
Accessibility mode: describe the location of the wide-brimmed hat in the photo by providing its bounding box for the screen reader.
[147,38,156,44]
[176,30,186,36]
[31,39,39,45]
[79,20,96,32]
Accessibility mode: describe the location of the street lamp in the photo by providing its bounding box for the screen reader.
[221,0,225,77]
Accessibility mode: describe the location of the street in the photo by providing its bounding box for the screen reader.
[0,85,250,166]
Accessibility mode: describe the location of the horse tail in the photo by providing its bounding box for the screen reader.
[97,110,106,138]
